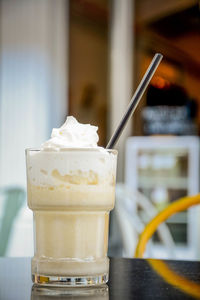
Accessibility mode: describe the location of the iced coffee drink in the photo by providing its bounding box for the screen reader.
[26,117,117,286]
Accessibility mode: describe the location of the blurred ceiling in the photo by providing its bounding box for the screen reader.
[135,0,198,24]
[149,4,200,37]
[136,1,200,75]
[70,0,200,73]
[71,0,199,26]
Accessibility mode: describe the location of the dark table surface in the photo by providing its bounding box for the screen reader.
[1,257,200,299]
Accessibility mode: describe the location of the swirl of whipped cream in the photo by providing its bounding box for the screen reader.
[41,116,99,150]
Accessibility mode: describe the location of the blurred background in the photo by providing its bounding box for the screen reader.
[0,0,200,260]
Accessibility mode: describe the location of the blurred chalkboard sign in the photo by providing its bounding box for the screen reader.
[142,79,198,135]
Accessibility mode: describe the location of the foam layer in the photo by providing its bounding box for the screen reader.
[27,150,116,187]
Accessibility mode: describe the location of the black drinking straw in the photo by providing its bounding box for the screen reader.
[106,53,163,149]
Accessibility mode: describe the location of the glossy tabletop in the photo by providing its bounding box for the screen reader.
[0,257,200,299]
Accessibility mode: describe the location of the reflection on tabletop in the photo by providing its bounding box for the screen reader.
[31,284,109,300]
[148,259,200,300]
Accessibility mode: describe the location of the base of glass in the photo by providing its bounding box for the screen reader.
[32,273,108,286]
[31,283,109,297]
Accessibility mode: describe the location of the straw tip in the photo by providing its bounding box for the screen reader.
[156,53,163,59]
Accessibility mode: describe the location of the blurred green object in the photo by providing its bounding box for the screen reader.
[0,187,25,256]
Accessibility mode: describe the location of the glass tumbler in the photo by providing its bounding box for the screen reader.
[26,148,117,286]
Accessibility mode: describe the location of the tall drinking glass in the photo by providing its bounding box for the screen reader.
[26,148,117,286]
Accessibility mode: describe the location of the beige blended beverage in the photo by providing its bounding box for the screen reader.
[26,117,117,286]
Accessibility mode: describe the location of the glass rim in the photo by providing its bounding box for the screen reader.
[25,148,118,155]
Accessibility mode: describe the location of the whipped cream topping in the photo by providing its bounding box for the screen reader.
[41,116,99,150]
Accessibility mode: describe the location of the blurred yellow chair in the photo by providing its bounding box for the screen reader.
[135,194,200,259]
[135,194,200,299]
